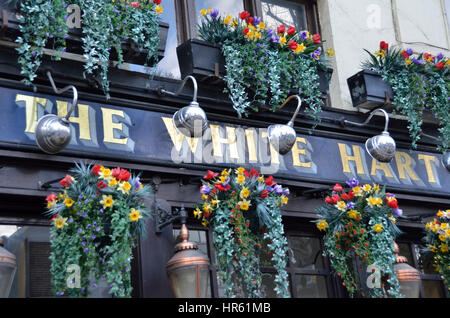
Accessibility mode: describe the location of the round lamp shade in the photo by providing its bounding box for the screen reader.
[35,114,72,154]
[172,102,208,138]
[267,124,297,155]
[365,131,396,163]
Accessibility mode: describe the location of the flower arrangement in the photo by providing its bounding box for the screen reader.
[45,163,152,297]
[195,167,290,298]
[15,0,163,96]
[423,209,450,291]
[198,8,333,119]
[314,178,403,298]
[363,41,449,153]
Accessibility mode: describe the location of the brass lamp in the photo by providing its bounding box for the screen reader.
[0,238,17,298]
[393,242,421,298]
[341,108,396,163]
[159,206,210,298]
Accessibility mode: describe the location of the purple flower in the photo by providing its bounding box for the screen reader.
[266,28,274,36]
[406,48,413,56]
[253,17,261,25]
[95,227,101,232]
[200,185,211,195]
[84,199,89,205]
[300,31,308,40]
[282,188,290,196]
[271,35,280,43]
[81,241,86,246]
[77,228,82,234]
[209,9,219,19]
[273,184,283,195]
[91,235,96,240]
[99,209,104,213]
[393,208,403,216]
[87,224,92,228]
[83,248,88,253]
[82,212,87,218]
[413,58,425,65]
[436,53,444,60]
[346,178,359,188]
[78,194,83,199]
[347,202,356,210]
[68,218,73,224]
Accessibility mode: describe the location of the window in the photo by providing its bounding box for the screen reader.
[195,0,245,24]
[261,0,308,31]
[397,241,448,298]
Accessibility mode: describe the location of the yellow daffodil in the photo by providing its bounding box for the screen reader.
[362,184,372,192]
[440,244,448,253]
[223,14,232,25]
[258,22,266,30]
[439,234,446,242]
[247,30,255,39]
[405,59,412,66]
[279,37,287,46]
[372,184,380,193]
[193,208,202,219]
[54,215,68,229]
[129,208,142,222]
[437,210,445,218]
[374,50,386,59]
[317,220,328,231]
[258,175,265,182]
[366,196,383,208]
[254,32,262,40]
[236,174,246,184]
[446,229,450,237]
[237,167,246,175]
[281,195,288,205]
[47,201,56,208]
[221,169,229,176]
[109,178,118,187]
[219,176,228,184]
[372,223,384,233]
[240,187,250,199]
[441,223,448,229]
[352,186,363,196]
[203,203,212,213]
[200,9,208,16]
[201,194,208,201]
[390,216,397,224]
[347,210,360,219]
[118,181,132,194]
[326,48,335,57]
[64,198,74,208]
[211,199,220,206]
[100,195,114,209]
[202,220,209,227]
[335,201,347,212]
[295,43,306,54]
[155,5,163,15]
[239,199,251,211]
[232,19,238,27]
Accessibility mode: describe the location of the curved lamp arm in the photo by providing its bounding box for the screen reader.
[159,75,198,103]
[47,71,78,121]
[283,95,302,128]
[342,108,390,133]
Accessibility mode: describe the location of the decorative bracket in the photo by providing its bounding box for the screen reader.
[155,204,188,234]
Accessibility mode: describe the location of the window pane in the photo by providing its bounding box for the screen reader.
[1,225,51,298]
[196,0,244,24]
[289,236,324,270]
[294,275,328,298]
[128,0,181,79]
[422,280,445,298]
[261,0,308,30]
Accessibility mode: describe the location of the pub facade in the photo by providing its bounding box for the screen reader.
[0,0,448,298]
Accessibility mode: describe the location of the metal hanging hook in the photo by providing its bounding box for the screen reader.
[159,75,198,102]
[341,108,390,132]
[46,71,78,120]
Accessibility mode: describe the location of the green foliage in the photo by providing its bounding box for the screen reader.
[314,179,403,298]
[196,168,291,298]
[45,162,153,297]
[363,44,449,153]
[423,210,450,291]
[15,0,162,96]
[198,10,330,119]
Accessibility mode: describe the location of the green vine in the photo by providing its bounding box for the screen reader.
[363,42,449,153]
[198,9,332,119]
[45,162,152,297]
[14,0,162,96]
[197,168,291,298]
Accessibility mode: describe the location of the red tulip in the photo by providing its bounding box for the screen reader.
[333,184,343,192]
[247,17,254,25]
[130,1,141,8]
[153,0,162,4]
[288,40,298,51]
[260,189,269,198]
[239,11,250,20]
[287,26,296,36]
[277,25,286,34]
[380,41,389,51]
[46,193,57,202]
[387,198,398,209]
[97,181,107,189]
[401,50,409,59]
[59,175,73,187]
[204,170,219,180]
[265,176,275,186]
[312,33,321,44]
[436,62,445,69]
[118,169,130,182]
[243,28,249,35]
[92,164,102,176]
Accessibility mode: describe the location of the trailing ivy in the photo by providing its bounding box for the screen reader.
[14,0,163,96]
[198,8,332,119]
[45,162,152,297]
[363,42,449,153]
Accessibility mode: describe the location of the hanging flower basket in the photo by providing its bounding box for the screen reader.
[348,41,449,153]
[195,167,291,298]
[179,9,334,119]
[314,179,404,298]
[423,209,450,291]
[0,0,167,96]
[45,163,153,298]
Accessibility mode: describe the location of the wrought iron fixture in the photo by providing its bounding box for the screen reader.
[159,76,208,138]
[35,71,78,154]
[157,205,210,298]
[267,95,303,155]
[341,108,396,163]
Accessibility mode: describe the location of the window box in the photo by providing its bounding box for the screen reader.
[347,69,394,110]
[176,38,332,98]
[0,5,169,65]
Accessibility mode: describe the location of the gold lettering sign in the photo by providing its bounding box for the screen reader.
[101,107,128,145]
[161,117,199,154]
[395,152,420,181]
[261,131,280,165]
[57,101,92,141]
[370,159,394,178]
[418,154,438,183]
[15,94,48,133]
[292,137,311,168]
[338,143,366,175]
[210,124,240,159]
